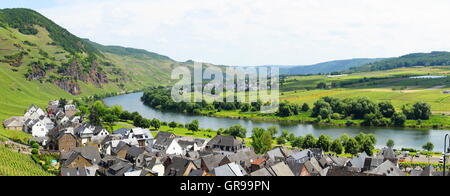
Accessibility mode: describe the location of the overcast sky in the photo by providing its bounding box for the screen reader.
[2,0,450,66]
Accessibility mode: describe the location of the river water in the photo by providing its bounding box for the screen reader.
[104,92,450,150]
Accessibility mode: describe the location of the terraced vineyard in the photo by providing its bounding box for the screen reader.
[0,146,53,176]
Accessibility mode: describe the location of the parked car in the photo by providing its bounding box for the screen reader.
[415,152,420,157]
[399,157,407,163]
[439,156,445,163]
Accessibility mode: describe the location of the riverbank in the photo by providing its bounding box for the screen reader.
[194,108,450,130]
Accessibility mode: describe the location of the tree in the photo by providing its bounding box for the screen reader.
[316,82,327,89]
[103,113,118,130]
[344,137,359,155]
[386,139,395,149]
[303,134,317,149]
[301,103,310,112]
[58,98,68,108]
[378,101,395,118]
[267,126,279,138]
[281,129,289,138]
[225,124,247,138]
[413,102,432,120]
[331,139,344,154]
[188,120,199,133]
[150,118,161,130]
[392,112,406,127]
[422,142,434,152]
[251,128,273,154]
[88,101,107,126]
[355,133,376,156]
[276,137,286,145]
[240,103,251,112]
[316,135,332,152]
[169,121,177,129]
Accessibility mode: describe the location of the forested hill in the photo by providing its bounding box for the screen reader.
[349,51,450,72]
[278,58,385,75]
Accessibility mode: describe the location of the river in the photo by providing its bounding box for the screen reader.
[103,92,450,150]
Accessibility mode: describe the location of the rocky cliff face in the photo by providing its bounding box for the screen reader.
[26,62,46,81]
[54,79,81,95]
[62,61,109,89]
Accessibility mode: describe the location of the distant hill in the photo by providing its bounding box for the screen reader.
[350,51,450,72]
[275,58,386,75]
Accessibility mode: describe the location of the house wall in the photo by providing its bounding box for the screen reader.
[165,141,183,155]
[153,164,165,176]
[58,134,77,152]
[5,126,22,131]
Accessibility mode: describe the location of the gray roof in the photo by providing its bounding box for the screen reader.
[370,160,405,176]
[290,149,313,161]
[212,163,247,176]
[63,146,101,167]
[207,135,241,148]
[164,157,195,176]
[201,154,226,171]
[251,162,294,176]
[113,128,130,136]
[348,152,368,169]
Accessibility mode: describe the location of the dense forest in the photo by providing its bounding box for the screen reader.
[350,51,450,72]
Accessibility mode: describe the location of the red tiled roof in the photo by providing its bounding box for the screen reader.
[251,158,266,165]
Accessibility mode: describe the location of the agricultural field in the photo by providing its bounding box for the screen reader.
[280,66,450,113]
[0,145,53,176]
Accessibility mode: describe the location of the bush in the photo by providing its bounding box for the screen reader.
[31,149,39,155]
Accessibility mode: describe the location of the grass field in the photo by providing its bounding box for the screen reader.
[281,66,450,112]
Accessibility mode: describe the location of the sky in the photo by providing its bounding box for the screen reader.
[2,0,450,66]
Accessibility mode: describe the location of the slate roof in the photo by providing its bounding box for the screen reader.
[370,160,405,176]
[212,163,247,176]
[164,156,195,176]
[3,116,25,127]
[207,135,241,148]
[201,154,226,171]
[63,146,101,167]
[347,152,368,169]
[113,128,130,136]
[251,162,294,176]
[61,166,97,176]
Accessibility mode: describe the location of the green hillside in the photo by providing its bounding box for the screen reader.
[350,51,450,72]
[278,58,385,75]
[0,145,52,176]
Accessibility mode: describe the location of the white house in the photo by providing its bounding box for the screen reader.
[29,120,49,137]
[24,105,46,120]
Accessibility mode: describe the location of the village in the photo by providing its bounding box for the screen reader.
[2,100,447,176]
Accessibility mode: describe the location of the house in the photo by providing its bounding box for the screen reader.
[286,149,313,164]
[135,154,165,176]
[104,160,134,176]
[124,169,156,176]
[211,162,247,176]
[126,128,153,148]
[25,119,49,137]
[164,157,197,176]
[112,141,132,159]
[62,146,101,168]
[249,158,267,172]
[3,116,25,131]
[189,169,208,176]
[326,166,380,176]
[75,125,109,145]
[287,161,309,176]
[346,152,368,170]
[205,135,245,153]
[60,166,98,176]
[303,157,322,176]
[24,105,46,120]
[64,105,77,117]
[113,128,130,137]
[177,140,198,152]
[378,147,398,164]
[57,132,79,152]
[219,149,258,171]
[265,146,293,162]
[201,154,226,172]
[363,157,385,171]
[368,160,405,176]
[250,162,294,176]
[125,146,146,163]
[153,131,177,151]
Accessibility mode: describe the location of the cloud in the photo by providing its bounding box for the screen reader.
[35,0,450,65]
